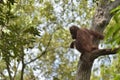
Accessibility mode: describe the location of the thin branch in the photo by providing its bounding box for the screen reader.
[25,27,62,65]
[13,61,20,80]
[0,72,6,78]
[25,34,53,65]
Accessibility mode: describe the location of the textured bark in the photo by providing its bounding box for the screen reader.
[76,54,93,80]
[76,46,120,80]
[76,61,92,80]
[91,46,120,59]
[76,0,120,80]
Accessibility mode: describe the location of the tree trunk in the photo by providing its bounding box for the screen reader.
[6,61,13,80]
[76,54,93,80]
[76,0,120,80]
[20,47,25,80]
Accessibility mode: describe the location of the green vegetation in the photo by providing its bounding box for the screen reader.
[0,0,120,80]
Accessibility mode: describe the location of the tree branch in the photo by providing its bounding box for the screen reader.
[108,0,120,11]
[0,72,6,78]
[13,62,20,80]
[6,61,12,80]
[20,47,25,80]
[25,34,53,65]
[91,47,120,59]
[92,0,120,31]
[76,0,120,80]
[91,0,120,45]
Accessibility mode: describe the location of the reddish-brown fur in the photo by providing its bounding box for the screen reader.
[69,25,104,53]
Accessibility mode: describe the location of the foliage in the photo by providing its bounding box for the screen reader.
[91,6,120,80]
[103,6,120,80]
[0,0,41,79]
[0,0,119,80]
[105,6,120,47]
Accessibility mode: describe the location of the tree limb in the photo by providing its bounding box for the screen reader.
[0,72,6,78]
[91,0,120,45]
[92,0,120,31]
[76,0,120,80]
[13,61,20,80]
[25,34,53,65]
[6,61,12,80]
[107,0,120,11]
[91,47,120,59]
[91,0,120,58]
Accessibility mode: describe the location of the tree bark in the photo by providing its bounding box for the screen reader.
[76,0,120,80]
[76,61,93,80]
[20,47,26,80]
[6,61,13,80]
[76,54,93,80]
